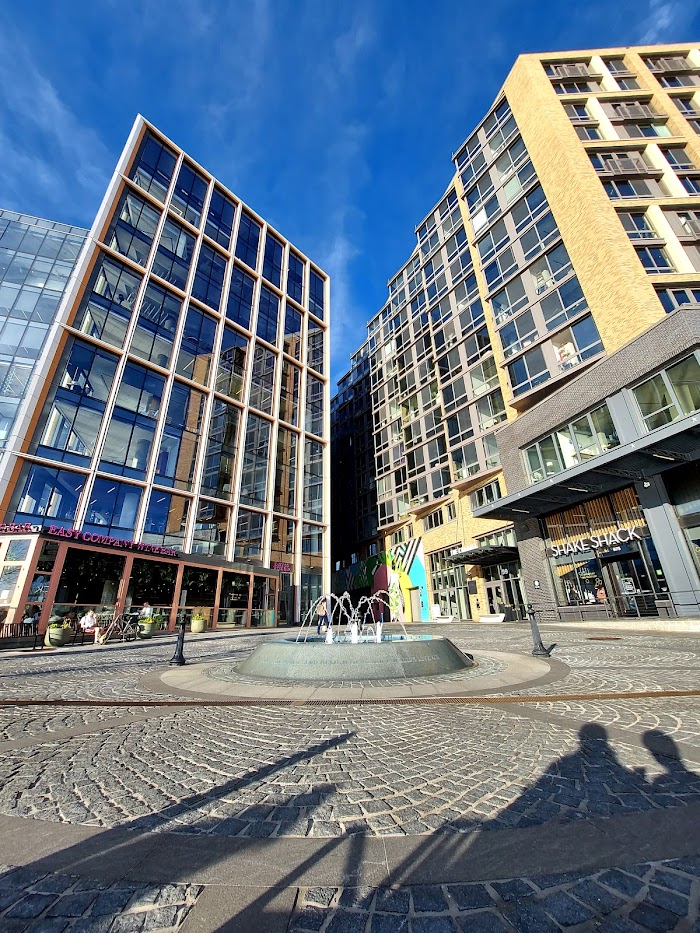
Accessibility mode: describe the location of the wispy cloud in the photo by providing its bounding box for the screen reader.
[0,17,112,225]
[636,0,694,43]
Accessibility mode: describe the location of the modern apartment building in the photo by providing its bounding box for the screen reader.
[0,116,330,633]
[332,43,700,623]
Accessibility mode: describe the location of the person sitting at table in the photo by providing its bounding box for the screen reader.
[22,605,41,634]
[138,601,153,620]
[79,609,98,633]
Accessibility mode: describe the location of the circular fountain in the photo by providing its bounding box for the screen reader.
[235,590,474,683]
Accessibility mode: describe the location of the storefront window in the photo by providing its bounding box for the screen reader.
[218,571,249,626]
[251,575,275,627]
[54,549,125,612]
[127,557,176,613]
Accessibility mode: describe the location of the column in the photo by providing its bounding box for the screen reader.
[514,517,560,622]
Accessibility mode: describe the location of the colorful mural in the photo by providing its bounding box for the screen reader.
[331,538,430,622]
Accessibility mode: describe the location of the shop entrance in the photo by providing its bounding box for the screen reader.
[600,552,658,617]
[483,562,525,620]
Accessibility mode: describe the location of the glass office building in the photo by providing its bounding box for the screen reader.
[0,117,329,633]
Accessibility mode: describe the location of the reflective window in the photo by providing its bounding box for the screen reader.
[255,285,279,346]
[248,344,276,414]
[176,305,217,385]
[36,340,118,465]
[271,516,296,561]
[303,438,323,520]
[262,232,284,287]
[235,211,261,270]
[541,277,587,330]
[201,400,240,499]
[306,375,324,436]
[508,346,549,396]
[192,499,230,555]
[287,251,304,303]
[216,325,247,400]
[73,254,142,348]
[192,243,227,311]
[83,478,142,539]
[105,190,160,267]
[307,319,324,373]
[240,414,270,507]
[130,282,181,368]
[99,363,166,478]
[525,404,619,482]
[279,360,300,425]
[13,464,85,527]
[152,220,195,291]
[633,353,700,430]
[155,382,205,490]
[205,188,236,249]
[129,133,177,203]
[309,269,325,320]
[283,302,302,359]
[274,427,297,513]
[170,161,208,227]
[226,266,255,329]
[142,492,190,549]
[235,509,265,560]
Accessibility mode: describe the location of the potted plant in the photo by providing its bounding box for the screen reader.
[190,612,207,634]
[137,619,156,639]
[45,619,71,647]
[152,613,167,632]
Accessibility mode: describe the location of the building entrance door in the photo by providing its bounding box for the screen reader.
[601,552,658,617]
[484,561,526,620]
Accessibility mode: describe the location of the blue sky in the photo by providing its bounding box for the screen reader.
[1,1,698,388]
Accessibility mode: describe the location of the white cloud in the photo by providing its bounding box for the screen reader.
[0,20,112,224]
[636,0,690,43]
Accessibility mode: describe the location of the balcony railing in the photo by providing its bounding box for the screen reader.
[645,56,691,74]
[610,104,658,120]
[549,63,592,79]
[594,156,651,175]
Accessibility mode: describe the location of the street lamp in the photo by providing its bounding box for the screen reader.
[169,617,187,666]
[526,603,556,657]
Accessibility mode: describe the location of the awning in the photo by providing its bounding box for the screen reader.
[448,545,519,565]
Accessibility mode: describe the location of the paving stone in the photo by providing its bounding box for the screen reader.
[628,903,679,932]
[46,892,95,917]
[490,880,534,904]
[541,890,595,926]
[646,884,689,917]
[339,887,375,909]
[411,917,455,933]
[304,887,337,908]
[6,893,58,919]
[447,884,493,910]
[142,905,180,930]
[370,915,409,933]
[456,912,512,933]
[325,909,369,933]
[412,886,449,913]
[598,870,646,898]
[293,905,326,931]
[570,879,625,913]
[375,888,411,914]
[90,890,135,915]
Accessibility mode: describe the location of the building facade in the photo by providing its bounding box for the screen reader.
[333,43,700,622]
[0,116,330,634]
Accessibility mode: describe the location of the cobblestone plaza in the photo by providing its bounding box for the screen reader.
[0,622,699,931]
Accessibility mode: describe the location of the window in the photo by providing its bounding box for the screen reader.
[99,362,165,478]
[143,493,190,549]
[552,316,603,370]
[447,407,474,444]
[240,414,271,507]
[283,303,302,359]
[476,388,506,430]
[274,427,298,512]
[470,194,500,235]
[192,244,227,311]
[575,125,601,141]
[636,246,674,273]
[564,103,592,122]
[508,346,549,396]
[216,326,247,400]
[191,499,229,556]
[226,266,255,329]
[130,282,181,368]
[452,442,479,480]
[200,399,239,498]
[306,374,324,436]
[633,353,700,430]
[681,177,700,195]
[483,247,517,291]
[446,502,456,521]
[602,178,653,199]
[499,309,537,357]
[469,356,498,395]
[263,232,284,287]
[176,306,217,384]
[520,212,559,259]
[129,133,177,203]
[287,251,304,303]
[424,509,444,531]
[624,123,672,139]
[170,162,208,227]
[105,190,160,268]
[512,185,548,232]
[470,479,501,510]
[656,286,700,313]
[279,361,300,425]
[492,278,527,325]
[83,479,142,539]
[529,243,571,294]
[502,160,537,204]
[256,285,280,345]
[205,188,235,248]
[309,269,325,319]
[524,405,619,482]
[73,255,142,349]
[155,383,205,490]
[235,509,265,560]
[307,319,324,373]
[494,138,527,181]
[303,439,324,520]
[235,211,261,269]
[619,211,656,240]
[248,343,276,414]
[152,220,195,291]
[540,276,587,330]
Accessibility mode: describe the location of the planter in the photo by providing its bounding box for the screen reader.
[190,617,207,634]
[137,621,156,639]
[45,627,70,647]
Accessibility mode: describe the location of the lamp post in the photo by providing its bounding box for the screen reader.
[169,618,187,666]
[526,603,556,657]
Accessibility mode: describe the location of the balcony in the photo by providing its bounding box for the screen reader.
[593,155,654,176]
[610,103,658,121]
[646,56,691,74]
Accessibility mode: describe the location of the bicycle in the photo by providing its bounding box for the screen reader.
[98,613,140,644]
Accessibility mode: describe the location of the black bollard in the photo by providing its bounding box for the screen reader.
[526,603,556,657]
[169,619,187,666]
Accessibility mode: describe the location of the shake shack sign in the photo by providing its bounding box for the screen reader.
[548,526,646,559]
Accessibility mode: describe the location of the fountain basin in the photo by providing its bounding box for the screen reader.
[235,635,473,682]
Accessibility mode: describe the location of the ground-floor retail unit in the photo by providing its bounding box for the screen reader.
[0,525,286,636]
[474,309,700,620]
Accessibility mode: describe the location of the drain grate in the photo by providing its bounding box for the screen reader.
[587,636,622,641]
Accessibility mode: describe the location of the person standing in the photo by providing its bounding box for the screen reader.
[316,598,329,635]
